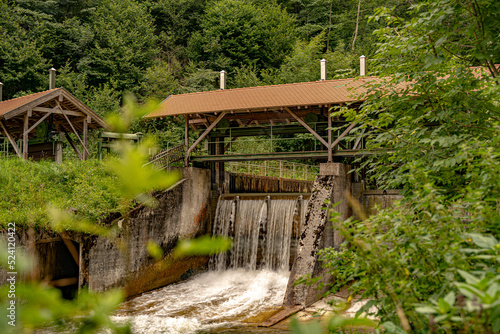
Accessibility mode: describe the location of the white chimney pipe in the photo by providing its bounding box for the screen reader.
[320,59,327,81]
[49,68,56,89]
[359,55,366,76]
[0,82,3,102]
[220,70,226,90]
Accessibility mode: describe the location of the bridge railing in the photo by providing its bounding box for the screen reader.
[227,160,318,181]
[145,143,184,169]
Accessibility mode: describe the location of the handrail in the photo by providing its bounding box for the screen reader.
[228,160,318,181]
[145,143,184,169]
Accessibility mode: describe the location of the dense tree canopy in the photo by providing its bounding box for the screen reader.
[188,0,297,72]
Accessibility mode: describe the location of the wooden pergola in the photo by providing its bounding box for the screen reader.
[0,87,109,161]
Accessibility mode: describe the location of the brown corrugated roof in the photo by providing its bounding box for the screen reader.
[0,88,59,117]
[146,65,499,119]
[146,77,379,118]
[0,87,110,130]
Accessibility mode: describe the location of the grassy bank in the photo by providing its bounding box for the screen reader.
[0,158,120,228]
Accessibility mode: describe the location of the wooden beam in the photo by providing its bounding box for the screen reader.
[185,111,228,166]
[56,132,63,164]
[0,120,22,158]
[23,113,29,159]
[83,118,88,160]
[285,107,329,147]
[189,118,210,125]
[184,114,189,167]
[56,102,90,156]
[331,122,358,150]
[353,128,366,150]
[50,277,78,288]
[328,114,332,162]
[25,111,52,135]
[32,107,84,117]
[60,231,79,267]
[65,133,83,160]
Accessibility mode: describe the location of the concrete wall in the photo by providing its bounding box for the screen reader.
[82,167,213,295]
[1,167,213,298]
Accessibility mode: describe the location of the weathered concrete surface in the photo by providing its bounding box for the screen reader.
[284,163,350,308]
[1,168,213,297]
[0,228,84,297]
[82,167,212,295]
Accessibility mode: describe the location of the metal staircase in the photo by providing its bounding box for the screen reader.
[145,143,184,169]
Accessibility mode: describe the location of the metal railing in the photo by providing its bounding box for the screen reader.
[227,160,319,181]
[145,143,184,169]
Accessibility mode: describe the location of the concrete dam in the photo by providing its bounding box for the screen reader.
[1,163,401,332]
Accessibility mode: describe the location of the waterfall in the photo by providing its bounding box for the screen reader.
[211,195,306,272]
[114,194,311,334]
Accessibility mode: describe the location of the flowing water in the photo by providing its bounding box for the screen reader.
[115,196,308,334]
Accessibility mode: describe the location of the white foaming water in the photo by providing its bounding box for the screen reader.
[114,269,289,334]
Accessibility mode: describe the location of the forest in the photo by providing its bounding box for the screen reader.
[1,0,499,333]
[0,0,411,145]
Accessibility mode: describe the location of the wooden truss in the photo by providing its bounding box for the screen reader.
[0,88,109,161]
[181,103,364,166]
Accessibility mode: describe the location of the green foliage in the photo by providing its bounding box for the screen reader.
[413,233,500,333]
[188,0,297,72]
[137,60,181,101]
[174,235,233,257]
[145,0,208,61]
[319,244,359,295]
[0,0,48,98]
[0,238,129,333]
[316,1,500,333]
[78,0,159,91]
[0,158,120,228]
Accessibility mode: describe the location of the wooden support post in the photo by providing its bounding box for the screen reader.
[217,138,225,189]
[23,112,29,159]
[353,128,366,150]
[331,122,358,150]
[328,113,332,162]
[285,108,329,147]
[25,112,52,135]
[66,134,83,160]
[0,120,21,158]
[60,231,79,267]
[184,115,189,167]
[56,102,90,156]
[185,111,228,166]
[83,118,88,160]
[56,132,64,164]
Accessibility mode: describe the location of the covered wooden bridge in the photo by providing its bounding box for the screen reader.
[145,74,376,169]
[0,76,109,161]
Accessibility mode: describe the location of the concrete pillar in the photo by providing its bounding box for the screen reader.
[283,162,351,307]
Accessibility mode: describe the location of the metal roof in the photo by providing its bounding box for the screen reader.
[146,77,379,118]
[0,87,110,130]
[0,88,59,117]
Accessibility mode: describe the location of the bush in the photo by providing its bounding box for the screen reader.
[0,158,120,228]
